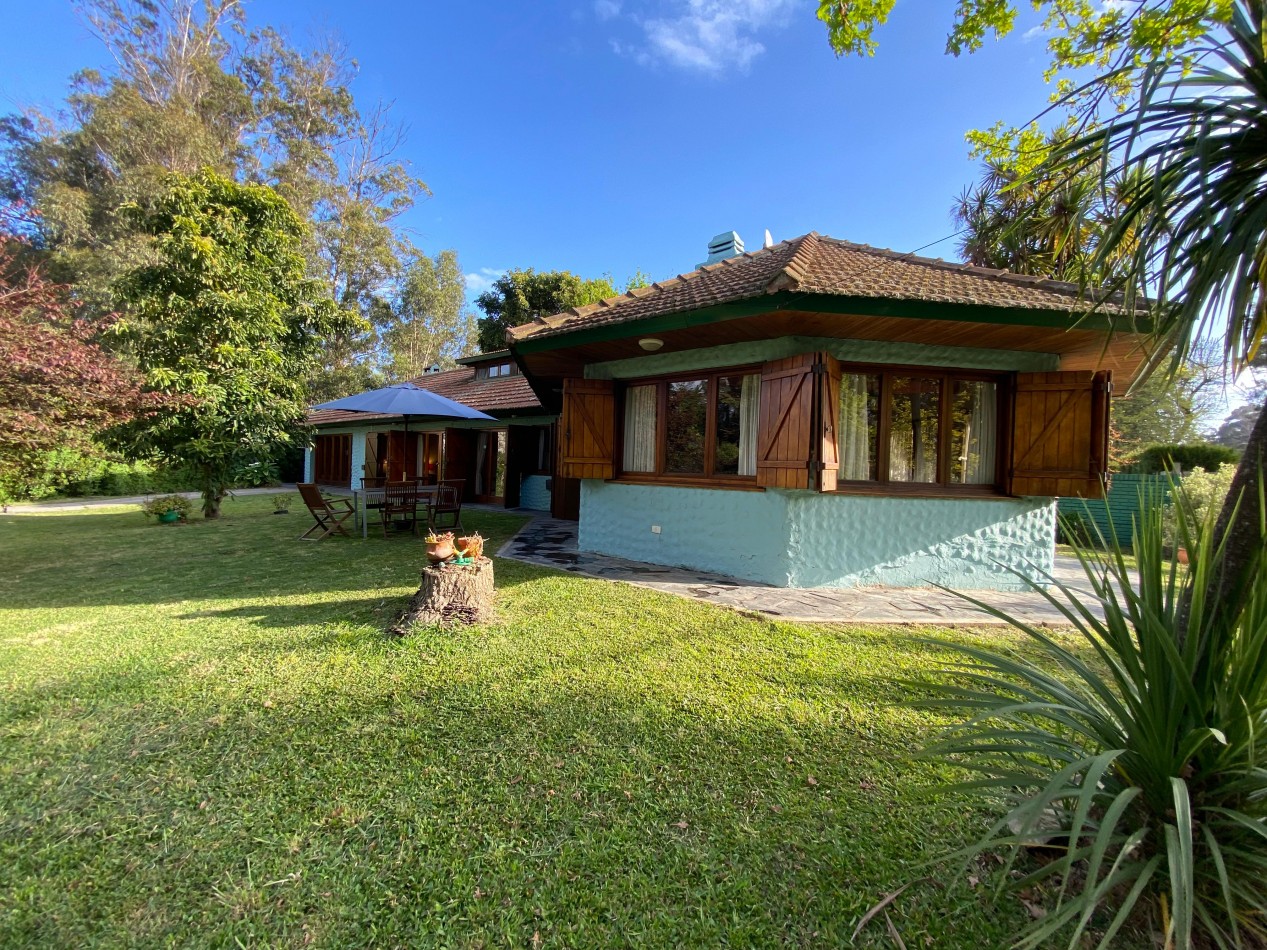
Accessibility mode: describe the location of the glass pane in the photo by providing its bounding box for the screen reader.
[838,373,880,481]
[889,376,941,483]
[950,380,998,484]
[713,375,747,475]
[665,380,707,474]
[623,384,657,473]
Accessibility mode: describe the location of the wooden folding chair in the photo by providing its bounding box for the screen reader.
[381,482,421,538]
[298,483,355,541]
[428,479,465,533]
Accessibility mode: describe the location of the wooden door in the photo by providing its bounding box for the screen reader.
[443,429,477,500]
[313,434,352,486]
[474,429,508,505]
[385,431,419,481]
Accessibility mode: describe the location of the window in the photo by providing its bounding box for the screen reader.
[837,366,1003,490]
[619,368,761,481]
[476,363,515,380]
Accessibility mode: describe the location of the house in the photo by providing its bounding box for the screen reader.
[303,351,557,509]
[505,230,1151,591]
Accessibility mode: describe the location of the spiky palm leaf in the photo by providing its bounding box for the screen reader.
[916,481,1267,948]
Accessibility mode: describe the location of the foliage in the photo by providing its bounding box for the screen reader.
[818,2,1234,153]
[0,0,429,399]
[1130,442,1241,476]
[139,493,192,519]
[229,456,281,489]
[270,492,293,512]
[107,168,355,519]
[1214,378,1266,452]
[917,482,1267,948]
[475,268,617,352]
[0,497,1092,946]
[1055,508,1095,547]
[6,447,200,501]
[380,249,474,381]
[0,241,147,502]
[1166,463,1239,545]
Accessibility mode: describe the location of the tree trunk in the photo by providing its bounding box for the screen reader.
[1203,403,1267,628]
[391,557,494,635]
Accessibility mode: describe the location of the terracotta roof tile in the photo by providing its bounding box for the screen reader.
[508,232,1136,344]
[306,366,541,426]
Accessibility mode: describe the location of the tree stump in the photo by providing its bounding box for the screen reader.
[391,557,494,635]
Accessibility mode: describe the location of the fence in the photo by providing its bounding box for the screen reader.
[1057,472,1172,547]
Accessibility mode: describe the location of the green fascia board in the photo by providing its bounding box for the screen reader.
[511,291,1149,356]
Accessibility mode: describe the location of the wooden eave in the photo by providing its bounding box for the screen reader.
[509,291,1155,411]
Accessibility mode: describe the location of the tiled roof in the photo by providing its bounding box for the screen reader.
[306,366,541,426]
[508,232,1136,343]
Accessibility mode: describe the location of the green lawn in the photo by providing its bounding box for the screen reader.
[1,495,1042,947]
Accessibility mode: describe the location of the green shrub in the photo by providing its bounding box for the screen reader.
[1130,442,1240,474]
[1056,509,1097,547]
[915,482,1267,947]
[139,494,193,520]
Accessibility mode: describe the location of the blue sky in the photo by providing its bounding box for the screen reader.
[1,0,1060,297]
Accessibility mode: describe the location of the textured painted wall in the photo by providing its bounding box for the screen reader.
[784,492,1055,590]
[519,474,552,511]
[586,335,1060,381]
[579,481,792,585]
[579,482,1055,591]
[303,448,314,483]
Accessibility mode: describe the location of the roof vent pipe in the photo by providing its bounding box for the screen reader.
[699,231,744,267]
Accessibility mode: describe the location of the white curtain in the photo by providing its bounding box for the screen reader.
[738,374,760,476]
[623,385,657,472]
[838,374,872,480]
[960,381,998,484]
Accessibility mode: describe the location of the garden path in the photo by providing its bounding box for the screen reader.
[500,515,1131,626]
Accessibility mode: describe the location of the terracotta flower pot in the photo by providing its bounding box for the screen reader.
[426,539,454,563]
[457,535,484,559]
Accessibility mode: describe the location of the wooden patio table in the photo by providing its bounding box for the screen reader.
[352,485,438,539]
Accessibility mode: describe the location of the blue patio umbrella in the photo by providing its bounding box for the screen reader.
[313,383,495,478]
[313,382,494,423]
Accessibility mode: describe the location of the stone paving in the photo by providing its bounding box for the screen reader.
[499,516,1124,627]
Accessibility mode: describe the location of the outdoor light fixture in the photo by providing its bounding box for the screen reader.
[639,337,664,351]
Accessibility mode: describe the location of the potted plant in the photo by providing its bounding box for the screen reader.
[425,531,455,562]
[141,494,192,524]
[456,532,484,559]
[271,493,293,515]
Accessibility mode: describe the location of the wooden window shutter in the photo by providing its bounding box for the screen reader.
[757,353,838,490]
[817,353,842,492]
[560,378,615,480]
[1009,370,1112,499]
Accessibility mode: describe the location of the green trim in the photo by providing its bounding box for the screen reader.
[456,349,510,365]
[512,291,1147,355]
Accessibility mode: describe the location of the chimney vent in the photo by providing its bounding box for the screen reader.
[699,231,744,268]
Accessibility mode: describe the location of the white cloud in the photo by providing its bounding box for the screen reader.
[594,0,622,20]
[612,0,794,74]
[464,268,505,296]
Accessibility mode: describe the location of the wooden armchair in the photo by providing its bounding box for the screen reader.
[428,479,465,533]
[381,482,421,538]
[297,483,355,541]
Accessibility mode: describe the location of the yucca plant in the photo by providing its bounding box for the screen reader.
[916,478,1267,948]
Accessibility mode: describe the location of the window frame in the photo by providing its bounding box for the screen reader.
[615,364,764,487]
[834,361,1011,496]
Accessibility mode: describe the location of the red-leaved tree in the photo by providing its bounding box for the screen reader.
[0,241,149,499]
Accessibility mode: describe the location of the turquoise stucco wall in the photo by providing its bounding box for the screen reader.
[302,447,314,483]
[578,482,1055,591]
[519,474,552,511]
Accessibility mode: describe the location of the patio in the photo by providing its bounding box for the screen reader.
[499,515,1121,626]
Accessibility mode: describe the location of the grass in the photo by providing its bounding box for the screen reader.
[0,495,1052,947]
